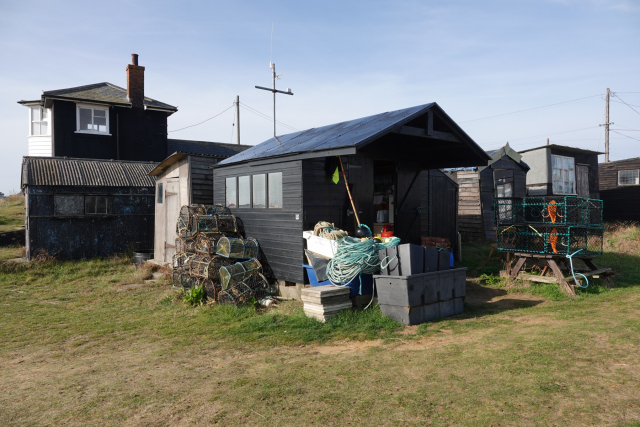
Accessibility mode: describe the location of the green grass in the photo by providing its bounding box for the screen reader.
[0,226,639,425]
[0,194,24,232]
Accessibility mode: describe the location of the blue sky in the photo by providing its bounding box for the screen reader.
[1,0,638,192]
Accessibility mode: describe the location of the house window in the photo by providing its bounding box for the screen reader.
[618,169,639,186]
[268,172,283,208]
[85,196,109,214]
[76,104,109,134]
[252,174,266,208]
[30,106,50,136]
[157,183,163,204]
[496,183,512,198]
[238,176,251,208]
[496,183,513,222]
[226,177,237,208]
[551,155,575,195]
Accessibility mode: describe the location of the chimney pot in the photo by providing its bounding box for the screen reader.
[126,55,145,108]
[132,53,138,66]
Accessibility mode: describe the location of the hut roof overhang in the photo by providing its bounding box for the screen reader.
[216,103,491,169]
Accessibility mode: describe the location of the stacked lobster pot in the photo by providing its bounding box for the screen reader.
[172,204,275,304]
[494,196,604,256]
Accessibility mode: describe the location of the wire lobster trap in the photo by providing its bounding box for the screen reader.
[219,258,262,290]
[217,281,254,306]
[178,272,191,289]
[205,204,231,216]
[193,213,239,233]
[176,237,197,254]
[178,205,206,236]
[195,232,224,256]
[172,253,189,270]
[496,224,603,256]
[201,278,221,301]
[494,196,603,227]
[244,272,275,300]
[216,237,259,259]
[189,254,232,280]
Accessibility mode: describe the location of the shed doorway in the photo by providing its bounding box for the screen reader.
[576,164,589,198]
[164,178,180,263]
[373,160,396,238]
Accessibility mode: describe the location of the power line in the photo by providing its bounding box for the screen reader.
[239,102,300,132]
[612,93,640,117]
[168,104,235,133]
[611,130,640,142]
[484,126,600,147]
[611,99,640,108]
[460,94,602,124]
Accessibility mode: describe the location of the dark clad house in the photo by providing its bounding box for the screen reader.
[18,54,177,162]
[599,157,640,222]
[22,157,156,260]
[213,103,490,284]
[149,140,252,264]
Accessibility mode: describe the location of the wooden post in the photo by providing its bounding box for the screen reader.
[338,156,361,225]
[547,259,576,296]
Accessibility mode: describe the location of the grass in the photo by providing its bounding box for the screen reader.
[0,194,24,232]
[0,225,639,425]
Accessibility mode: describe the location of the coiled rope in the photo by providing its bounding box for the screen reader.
[327,232,401,308]
[567,249,589,288]
[313,221,348,240]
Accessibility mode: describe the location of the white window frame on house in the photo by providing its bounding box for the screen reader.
[29,106,50,136]
[551,154,576,195]
[618,169,639,186]
[76,103,110,135]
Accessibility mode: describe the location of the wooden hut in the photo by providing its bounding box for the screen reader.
[599,157,640,222]
[445,143,529,240]
[212,103,490,284]
[148,142,251,264]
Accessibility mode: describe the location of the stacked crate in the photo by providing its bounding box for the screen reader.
[494,196,603,256]
[172,204,274,304]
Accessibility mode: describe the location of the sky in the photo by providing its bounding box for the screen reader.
[0,0,638,193]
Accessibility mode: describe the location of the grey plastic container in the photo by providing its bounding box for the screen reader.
[397,243,424,276]
[438,249,451,271]
[374,267,467,307]
[379,297,464,326]
[424,247,438,273]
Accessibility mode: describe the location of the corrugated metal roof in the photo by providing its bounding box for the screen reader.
[39,82,177,111]
[218,103,435,165]
[167,139,252,157]
[22,157,158,188]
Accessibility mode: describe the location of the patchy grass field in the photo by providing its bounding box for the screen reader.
[0,225,639,426]
[0,194,24,232]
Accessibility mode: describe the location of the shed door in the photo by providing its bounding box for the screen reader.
[164,178,180,263]
[576,165,589,198]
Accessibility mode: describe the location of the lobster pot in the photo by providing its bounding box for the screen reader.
[195,232,224,255]
[216,237,259,259]
[179,205,206,235]
[217,282,254,306]
[179,272,191,289]
[172,270,181,285]
[205,204,231,216]
[244,272,274,300]
[176,237,197,254]
[186,275,201,289]
[497,225,603,256]
[585,199,604,227]
[495,196,603,227]
[201,279,221,301]
[219,258,262,290]
[172,253,189,270]
[190,254,211,279]
[216,214,238,233]
[494,197,524,225]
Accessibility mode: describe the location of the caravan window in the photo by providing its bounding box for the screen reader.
[225,177,237,208]
[268,172,283,208]
[238,176,251,208]
[551,155,575,195]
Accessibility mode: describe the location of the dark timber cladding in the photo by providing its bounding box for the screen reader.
[213,160,303,283]
[190,156,216,205]
[599,157,640,221]
[214,103,490,284]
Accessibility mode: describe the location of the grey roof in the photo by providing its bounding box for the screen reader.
[218,103,438,165]
[167,139,252,158]
[24,82,177,111]
[22,157,158,188]
[519,144,603,155]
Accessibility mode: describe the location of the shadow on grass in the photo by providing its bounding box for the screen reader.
[460,280,545,319]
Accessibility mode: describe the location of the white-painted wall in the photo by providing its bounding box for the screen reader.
[28,135,52,156]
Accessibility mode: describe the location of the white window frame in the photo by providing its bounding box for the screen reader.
[618,169,639,186]
[29,106,50,136]
[76,103,110,135]
[551,154,576,195]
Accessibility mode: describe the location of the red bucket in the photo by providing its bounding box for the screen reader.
[381,224,394,238]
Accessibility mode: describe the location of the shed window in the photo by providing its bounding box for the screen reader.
[53,195,84,216]
[85,196,109,214]
[618,169,639,186]
[551,155,575,195]
[157,183,163,204]
[268,172,283,208]
[30,106,50,136]
[226,177,237,208]
[252,174,266,208]
[238,176,251,208]
[76,104,109,134]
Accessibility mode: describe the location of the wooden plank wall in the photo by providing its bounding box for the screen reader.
[599,158,640,221]
[213,160,304,283]
[427,170,459,256]
[301,158,350,232]
[479,168,495,240]
[456,170,484,240]
[189,156,219,205]
[396,162,422,244]
[599,158,640,191]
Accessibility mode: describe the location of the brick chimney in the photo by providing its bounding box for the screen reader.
[126,54,145,109]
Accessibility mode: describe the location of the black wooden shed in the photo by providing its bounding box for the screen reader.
[213,103,490,284]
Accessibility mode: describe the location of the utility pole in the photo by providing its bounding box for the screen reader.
[255,62,293,137]
[600,88,613,163]
[235,95,240,145]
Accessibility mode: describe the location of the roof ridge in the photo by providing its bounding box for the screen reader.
[43,82,112,95]
[23,156,158,165]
